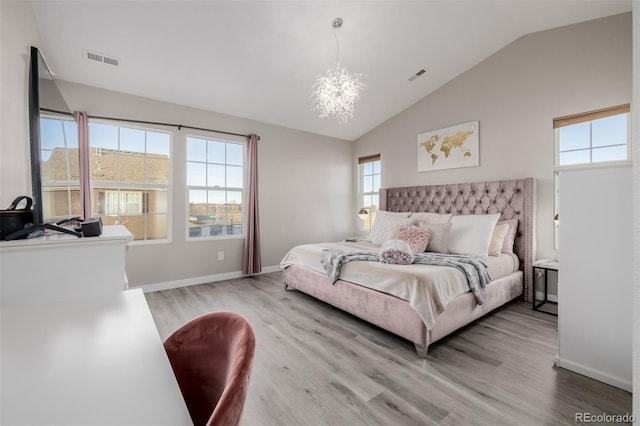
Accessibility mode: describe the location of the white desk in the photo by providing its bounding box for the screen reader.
[0,225,132,308]
[1,289,191,425]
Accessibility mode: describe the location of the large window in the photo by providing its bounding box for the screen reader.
[358,154,381,232]
[554,104,630,168]
[40,116,81,219]
[89,122,171,241]
[187,136,244,239]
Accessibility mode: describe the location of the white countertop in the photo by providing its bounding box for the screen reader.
[1,289,191,425]
[533,258,559,270]
[0,224,132,248]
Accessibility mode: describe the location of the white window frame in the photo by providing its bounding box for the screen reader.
[358,154,381,233]
[88,119,172,244]
[554,105,631,171]
[40,114,81,220]
[186,134,246,241]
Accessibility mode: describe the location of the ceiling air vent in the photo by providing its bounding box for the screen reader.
[86,51,103,63]
[408,68,426,82]
[85,50,119,67]
[103,56,119,66]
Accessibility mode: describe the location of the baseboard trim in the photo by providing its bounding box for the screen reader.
[557,357,632,392]
[133,265,282,293]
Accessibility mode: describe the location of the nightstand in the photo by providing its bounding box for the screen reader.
[532,259,559,316]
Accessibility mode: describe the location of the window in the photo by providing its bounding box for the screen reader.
[358,154,381,232]
[553,104,630,249]
[89,122,171,241]
[187,136,244,239]
[39,116,81,219]
[555,104,630,168]
[101,190,143,215]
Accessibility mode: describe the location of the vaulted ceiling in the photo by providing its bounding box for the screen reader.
[32,1,631,141]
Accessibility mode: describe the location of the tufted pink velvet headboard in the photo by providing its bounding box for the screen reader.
[380,178,536,302]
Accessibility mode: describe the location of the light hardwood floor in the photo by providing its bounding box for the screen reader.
[145,272,632,426]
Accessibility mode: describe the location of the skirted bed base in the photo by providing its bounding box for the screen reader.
[283,178,536,357]
[284,266,522,357]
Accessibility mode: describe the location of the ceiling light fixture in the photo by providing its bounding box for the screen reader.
[311,17,366,124]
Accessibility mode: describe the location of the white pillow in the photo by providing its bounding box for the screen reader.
[368,211,412,244]
[448,214,500,256]
[409,212,452,224]
[488,223,510,256]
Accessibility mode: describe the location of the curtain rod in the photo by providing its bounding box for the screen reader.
[41,108,260,140]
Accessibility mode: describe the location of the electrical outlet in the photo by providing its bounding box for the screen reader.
[218,251,224,261]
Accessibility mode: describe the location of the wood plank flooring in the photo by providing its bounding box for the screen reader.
[145,272,632,426]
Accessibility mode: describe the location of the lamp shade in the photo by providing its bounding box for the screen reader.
[358,208,368,220]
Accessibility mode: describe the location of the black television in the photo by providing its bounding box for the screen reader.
[15,46,81,239]
[28,46,44,226]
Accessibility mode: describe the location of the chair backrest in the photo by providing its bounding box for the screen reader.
[164,311,256,426]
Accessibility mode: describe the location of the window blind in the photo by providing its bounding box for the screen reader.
[358,154,381,164]
[553,104,630,129]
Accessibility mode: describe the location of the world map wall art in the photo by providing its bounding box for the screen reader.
[417,121,479,172]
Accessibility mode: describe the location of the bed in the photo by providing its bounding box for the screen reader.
[281,178,536,357]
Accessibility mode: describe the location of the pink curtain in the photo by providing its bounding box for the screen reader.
[73,111,91,220]
[242,134,261,275]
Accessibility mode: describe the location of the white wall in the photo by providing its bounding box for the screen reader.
[558,166,633,392]
[353,13,632,260]
[0,1,42,205]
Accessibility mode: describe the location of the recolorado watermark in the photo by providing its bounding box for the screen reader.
[575,412,635,423]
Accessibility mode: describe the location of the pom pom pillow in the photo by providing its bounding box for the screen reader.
[380,239,414,265]
[390,225,431,254]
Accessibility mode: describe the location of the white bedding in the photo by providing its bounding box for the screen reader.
[487,252,519,280]
[280,241,519,330]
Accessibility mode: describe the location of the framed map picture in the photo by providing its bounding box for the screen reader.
[417,121,479,172]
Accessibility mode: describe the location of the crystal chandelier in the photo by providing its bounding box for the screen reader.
[311,18,366,124]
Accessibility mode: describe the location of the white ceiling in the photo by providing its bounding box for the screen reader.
[31,1,631,141]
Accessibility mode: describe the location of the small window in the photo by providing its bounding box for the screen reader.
[555,104,630,168]
[358,154,381,232]
[187,136,244,239]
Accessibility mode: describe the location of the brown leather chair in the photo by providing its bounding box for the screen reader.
[164,311,256,426]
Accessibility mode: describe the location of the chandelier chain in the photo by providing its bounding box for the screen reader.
[334,27,340,64]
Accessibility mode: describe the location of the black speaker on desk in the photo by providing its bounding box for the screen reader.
[81,217,103,237]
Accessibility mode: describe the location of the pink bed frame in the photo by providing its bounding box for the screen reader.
[283,178,536,357]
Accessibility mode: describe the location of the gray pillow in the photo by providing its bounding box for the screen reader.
[418,222,452,254]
